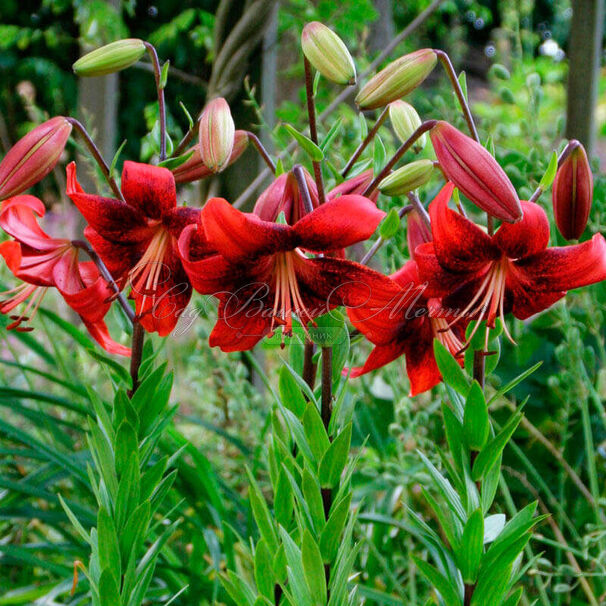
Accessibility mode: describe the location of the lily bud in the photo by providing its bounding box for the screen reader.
[389,100,426,151]
[407,209,432,259]
[430,121,522,223]
[355,49,437,110]
[198,97,235,173]
[552,142,593,240]
[0,117,72,200]
[301,22,356,85]
[73,39,146,76]
[173,130,248,184]
[253,168,318,224]
[378,160,433,196]
[327,169,375,200]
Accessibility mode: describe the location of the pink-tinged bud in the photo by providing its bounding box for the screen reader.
[301,22,356,85]
[198,98,235,173]
[552,142,593,240]
[0,117,72,200]
[327,169,376,201]
[355,49,437,110]
[173,130,248,184]
[253,168,319,224]
[430,121,522,223]
[407,209,432,259]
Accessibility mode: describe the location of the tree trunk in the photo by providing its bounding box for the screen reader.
[565,0,605,156]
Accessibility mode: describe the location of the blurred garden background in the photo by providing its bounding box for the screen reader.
[0,1,605,604]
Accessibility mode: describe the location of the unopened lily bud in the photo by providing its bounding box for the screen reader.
[327,169,375,200]
[430,121,522,223]
[198,98,235,173]
[0,117,72,200]
[254,168,318,224]
[407,209,432,259]
[355,49,437,110]
[389,100,426,151]
[173,130,248,184]
[301,22,356,85]
[73,39,146,76]
[378,160,433,196]
[552,142,593,240]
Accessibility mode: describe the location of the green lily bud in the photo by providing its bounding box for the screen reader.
[378,159,433,196]
[301,22,356,85]
[389,100,426,151]
[73,39,146,76]
[356,49,437,110]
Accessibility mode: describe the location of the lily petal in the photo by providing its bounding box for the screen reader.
[121,161,177,219]
[348,341,406,378]
[209,295,273,351]
[66,162,151,243]
[511,233,606,293]
[493,200,550,259]
[429,182,501,272]
[202,197,293,262]
[294,194,385,252]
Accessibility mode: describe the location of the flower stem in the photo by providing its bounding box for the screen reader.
[67,119,125,201]
[128,322,145,397]
[434,50,479,143]
[406,191,431,228]
[360,205,413,265]
[321,345,333,597]
[303,56,326,205]
[342,107,389,178]
[144,42,167,162]
[72,239,134,323]
[363,121,437,197]
[293,164,315,215]
[302,339,317,390]
[246,131,277,173]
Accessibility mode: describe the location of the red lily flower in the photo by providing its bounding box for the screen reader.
[178,194,389,351]
[66,161,200,336]
[347,260,466,396]
[0,195,130,355]
[415,182,606,343]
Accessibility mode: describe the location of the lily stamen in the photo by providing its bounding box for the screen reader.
[128,227,170,311]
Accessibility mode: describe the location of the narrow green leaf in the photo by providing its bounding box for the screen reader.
[472,411,523,481]
[434,340,469,395]
[246,468,279,553]
[115,421,139,476]
[274,467,294,527]
[302,529,327,605]
[303,464,326,533]
[463,382,489,451]
[97,507,121,583]
[319,493,351,563]
[159,60,170,89]
[412,556,462,606]
[303,403,330,462]
[179,101,194,130]
[379,208,400,238]
[319,423,352,488]
[279,366,306,417]
[457,509,484,583]
[109,139,127,177]
[319,117,343,152]
[373,136,386,177]
[283,124,324,161]
[539,151,558,190]
[98,569,120,605]
[254,539,275,602]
